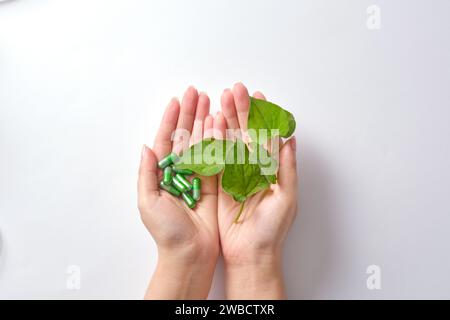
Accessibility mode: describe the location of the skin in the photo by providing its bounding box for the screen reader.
[137,84,298,299]
[218,83,298,299]
[138,87,219,299]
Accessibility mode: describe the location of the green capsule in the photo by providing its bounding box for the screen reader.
[173,168,194,176]
[192,177,201,201]
[172,176,188,193]
[174,173,192,191]
[158,152,179,169]
[163,166,173,185]
[159,181,181,197]
[182,192,196,209]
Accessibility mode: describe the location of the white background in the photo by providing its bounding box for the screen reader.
[1,0,450,299]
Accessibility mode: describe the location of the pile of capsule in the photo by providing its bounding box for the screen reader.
[158,152,201,209]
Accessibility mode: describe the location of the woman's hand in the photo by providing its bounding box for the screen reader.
[217,83,298,299]
[138,87,220,299]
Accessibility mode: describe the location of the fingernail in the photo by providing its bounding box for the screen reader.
[141,144,147,159]
[290,136,296,152]
[167,97,179,109]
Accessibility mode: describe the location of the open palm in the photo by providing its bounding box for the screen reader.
[138,87,221,259]
[216,83,298,265]
[138,84,298,299]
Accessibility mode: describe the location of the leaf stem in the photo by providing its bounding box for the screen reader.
[234,201,246,223]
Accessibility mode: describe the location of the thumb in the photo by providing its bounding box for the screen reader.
[138,145,159,209]
[277,137,298,193]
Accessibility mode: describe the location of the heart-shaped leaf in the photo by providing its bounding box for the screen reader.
[248,97,296,144]
[221,140,276,202]
[174,139,233,176]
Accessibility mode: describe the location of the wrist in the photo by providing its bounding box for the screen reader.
[145,245,218,300]
[224,251,286,299]
[145,252,217,299]
[158,241,219,265]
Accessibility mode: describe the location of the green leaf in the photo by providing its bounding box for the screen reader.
[173,138,233,176]
[173,96,294,208]
[221,140,276,202]
[250,142,278,181]
[247,97,296,144]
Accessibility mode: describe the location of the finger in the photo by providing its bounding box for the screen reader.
[231,82,250,131]
[213,111,227,140]
[253,91,276,151]
[190,92,210,146]
[153,98,180,160]
[201,115,217,196]
[195,114,218,226]
[173,86,198,154]
[253,91,266,100]
[203,115,214,139]
[221,88,240,136]
[214,112,228,196]
[138,145,160,209]
[277,137,298,194]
